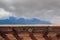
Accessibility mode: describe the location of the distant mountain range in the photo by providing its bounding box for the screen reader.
[0,17,51,24]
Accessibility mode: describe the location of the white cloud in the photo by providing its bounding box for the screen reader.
[0,8,15,20]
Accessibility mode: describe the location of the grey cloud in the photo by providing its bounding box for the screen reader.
[0,0,60,23]
[12,0,60,16]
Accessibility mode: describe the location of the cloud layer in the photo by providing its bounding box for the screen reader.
[0,0,60,24]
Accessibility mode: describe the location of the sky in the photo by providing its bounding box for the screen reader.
[0,0,60,24]
[0,17,51,24]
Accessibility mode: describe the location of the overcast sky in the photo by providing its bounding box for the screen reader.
[0,0,60,24]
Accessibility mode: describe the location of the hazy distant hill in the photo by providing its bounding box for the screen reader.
[0,17,51,24]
